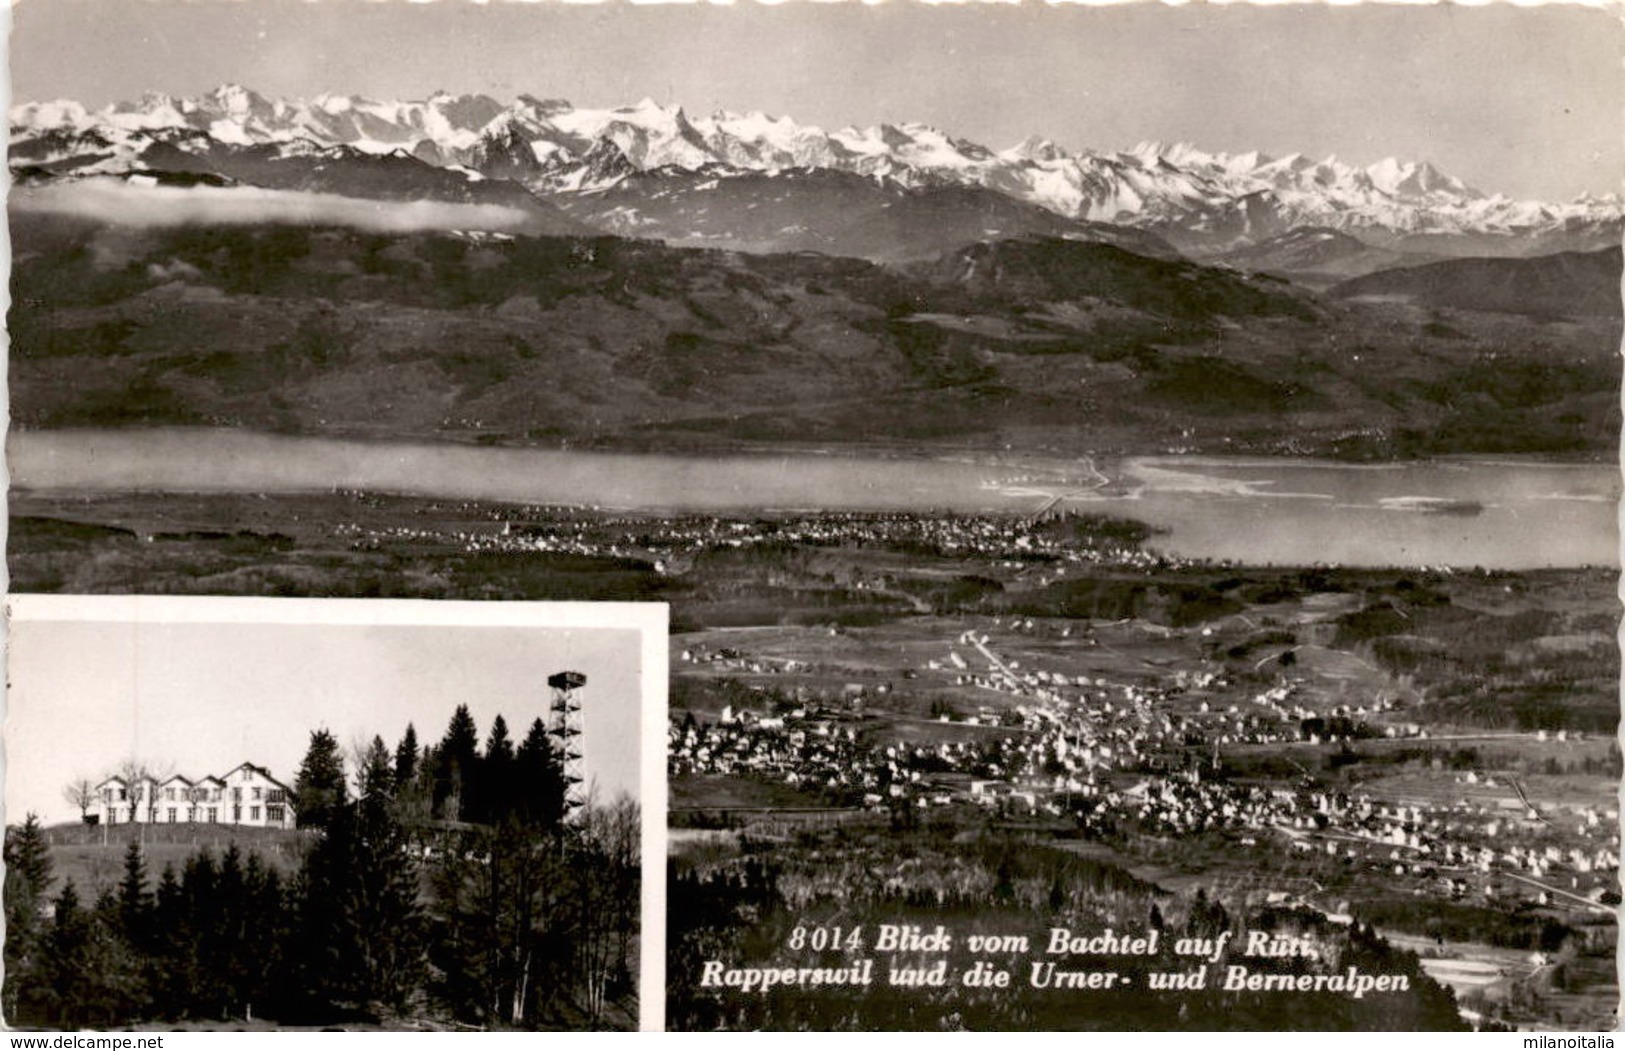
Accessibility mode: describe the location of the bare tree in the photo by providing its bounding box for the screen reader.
[109,757,174,842]
[112,757,173,785]
[345,733,380,797]
[572,788,640,1025]
[62,777,97,823]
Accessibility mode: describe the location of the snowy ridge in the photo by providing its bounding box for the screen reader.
[13,85,1621,252]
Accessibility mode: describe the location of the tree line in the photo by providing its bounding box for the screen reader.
[4,705,639,1030]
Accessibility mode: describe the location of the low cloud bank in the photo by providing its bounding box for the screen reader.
[13,178,535,233]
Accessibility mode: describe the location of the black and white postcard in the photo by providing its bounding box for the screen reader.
[4,594,665,1031]
[5,0,1620,1034]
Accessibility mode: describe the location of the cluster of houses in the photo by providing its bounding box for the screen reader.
[670,707,869,797]
[94,763,296,829]
[670,630,1408,818]
[346,507,1167,574]
[671,626,1619,914]
[679,646,812,678]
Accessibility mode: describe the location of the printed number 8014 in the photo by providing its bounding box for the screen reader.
[787,925,866,952]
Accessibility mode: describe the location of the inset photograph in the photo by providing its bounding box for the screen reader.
[3,595,665,1032]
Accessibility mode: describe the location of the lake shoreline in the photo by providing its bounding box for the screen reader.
[9,426,1618,570]
[9,421,1619,470]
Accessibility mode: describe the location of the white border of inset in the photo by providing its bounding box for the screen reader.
[2,593,670,1033]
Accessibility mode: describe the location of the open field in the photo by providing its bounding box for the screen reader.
[36,822,313,899]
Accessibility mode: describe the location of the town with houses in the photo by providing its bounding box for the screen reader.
[313,497,1620,928]
[668,627,1619,922]
[341,502,1168,576]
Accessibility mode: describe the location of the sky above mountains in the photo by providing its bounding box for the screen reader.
[11,0,1620,203]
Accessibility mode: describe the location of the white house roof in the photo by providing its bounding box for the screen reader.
[220,762,293,792]
[95,766,292,795]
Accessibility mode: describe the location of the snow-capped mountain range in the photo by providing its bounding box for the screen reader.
[12,84,1621,256]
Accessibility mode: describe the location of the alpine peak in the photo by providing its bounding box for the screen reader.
[9,86,1618,254]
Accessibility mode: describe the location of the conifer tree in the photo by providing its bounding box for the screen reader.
[425,711,571,1027]
[350,737,423,1013]
[241,853,287,1021]
[182,849,230,1018]
[294,729,348,831]
[41,881,89,1025]
[6,815,53,905]
[211,845,253,1018]
[32,884,148,1027]
[394,723,419,788]
[117,840,152,951]
[481,715,516,825]
[288,739,426,1021]
[3,815,55,1024]
[292,803,367,1014]
[435,705,481,822]
[515,718,567,832]
[90,887,149,1023]
[150,863,196,1017]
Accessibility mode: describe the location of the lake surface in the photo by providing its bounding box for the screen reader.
[9,428,1619,570]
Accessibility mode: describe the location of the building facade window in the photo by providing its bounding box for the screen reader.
[100,768,295,827]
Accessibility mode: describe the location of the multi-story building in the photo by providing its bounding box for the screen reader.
[94,763,296,829]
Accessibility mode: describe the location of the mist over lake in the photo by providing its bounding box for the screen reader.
[10,428,1616,570]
